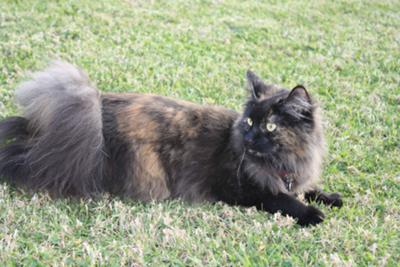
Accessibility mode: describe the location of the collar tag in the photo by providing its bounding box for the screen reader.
[287,178,293,191]
[283,174,293,192]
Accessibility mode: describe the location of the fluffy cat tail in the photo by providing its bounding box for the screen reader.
[0,61,105,197]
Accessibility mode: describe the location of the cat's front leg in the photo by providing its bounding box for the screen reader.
[304,189,343,208]
[257,192,325,226]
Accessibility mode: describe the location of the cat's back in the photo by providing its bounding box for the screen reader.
[102,92,239,143]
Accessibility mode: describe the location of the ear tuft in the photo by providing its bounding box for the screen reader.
[246,70,271,100]
[283,85,313,120]
[287,85,311,103]
[246,70,259,84]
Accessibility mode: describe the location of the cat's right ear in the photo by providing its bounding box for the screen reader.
[246,70,273,100]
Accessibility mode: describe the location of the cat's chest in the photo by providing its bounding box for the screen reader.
[242,161,288,194]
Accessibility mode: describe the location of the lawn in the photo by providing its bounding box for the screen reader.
[0,0,399,265]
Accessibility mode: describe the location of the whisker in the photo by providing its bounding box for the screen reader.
[236,149,246,189]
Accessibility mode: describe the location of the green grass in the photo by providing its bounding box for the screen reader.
[1,0,399,265]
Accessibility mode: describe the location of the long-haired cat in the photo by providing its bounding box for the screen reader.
[0,62,342,226]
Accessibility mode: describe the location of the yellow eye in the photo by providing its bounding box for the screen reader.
[266,122,277,132]
[246,117,253,126]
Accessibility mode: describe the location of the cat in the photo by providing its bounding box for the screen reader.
[0,61,342,226]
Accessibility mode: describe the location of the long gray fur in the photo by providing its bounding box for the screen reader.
[4,61,105,196]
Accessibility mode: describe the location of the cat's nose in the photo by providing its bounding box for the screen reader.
[244,136,254,146]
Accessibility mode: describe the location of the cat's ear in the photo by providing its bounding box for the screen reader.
[287,85,311,104]
[284,85,313,118]
[246,70,273,100]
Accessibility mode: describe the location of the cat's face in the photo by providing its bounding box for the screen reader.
[236,71,316,165]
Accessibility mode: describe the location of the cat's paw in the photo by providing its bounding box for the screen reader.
[298,206,325,227]
[326,192,343,208]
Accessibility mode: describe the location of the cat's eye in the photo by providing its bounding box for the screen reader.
[266,122,277,132]
[246,117,253,126]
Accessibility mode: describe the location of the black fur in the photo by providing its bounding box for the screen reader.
[101,96,135,196]
[305,190,343,208]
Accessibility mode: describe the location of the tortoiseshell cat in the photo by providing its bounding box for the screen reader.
[0,62,342,226]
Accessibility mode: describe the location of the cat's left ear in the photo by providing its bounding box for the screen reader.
[246,70,274,100]
[284,85,313,117]
[287,85,312,104]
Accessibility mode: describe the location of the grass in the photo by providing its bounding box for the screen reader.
[0,0,399,265]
